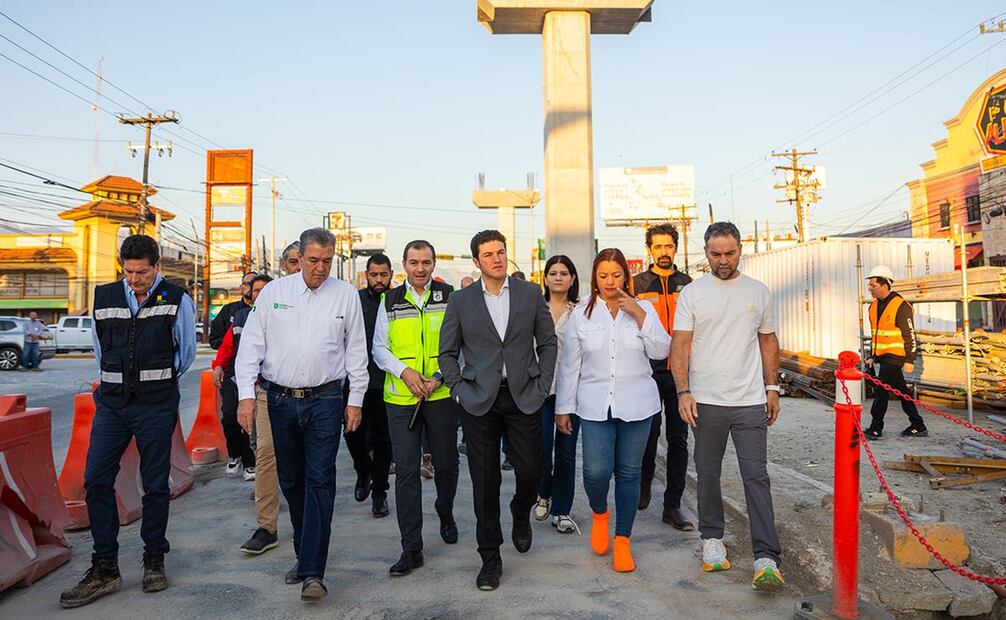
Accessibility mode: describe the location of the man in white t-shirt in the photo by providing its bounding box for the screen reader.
[670,221,784,592]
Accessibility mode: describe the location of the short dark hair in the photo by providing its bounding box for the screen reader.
[119,234,159,266]
[366,253,392,271]
[542,254,580,303]
[241,271,258,283]
[511,271,526,280]
[250,274,273,288]
[704,221,741,246]
[645,223,679,247]
[470,229,507,258]
[299,227,336,250]
[403,240,436,262]
[281,241,300,261]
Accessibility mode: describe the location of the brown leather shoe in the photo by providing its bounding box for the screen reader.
[638,479,652,510]
[662,507,694,531]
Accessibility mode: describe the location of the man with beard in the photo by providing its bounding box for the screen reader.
[345,253,394,518]
[671,221,784,592]
[633,224,694,531]
[210,270,258,477]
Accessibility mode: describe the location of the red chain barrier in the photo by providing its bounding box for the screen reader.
[838,377,1006,586]
[861,372,1006,444]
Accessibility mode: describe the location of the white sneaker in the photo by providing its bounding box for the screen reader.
[551,514,581,535]
[225,458,240,475]
[752,557,785,591]
[243,467,256,482]
[533,497,550,521]
[701,538,730,572]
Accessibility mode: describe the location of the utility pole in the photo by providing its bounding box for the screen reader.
[980,19,1006,34]
[772,148,820,243]
[119,112,179,235]
[256,176,287,276]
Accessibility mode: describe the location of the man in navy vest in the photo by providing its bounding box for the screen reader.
[60,234,196,609]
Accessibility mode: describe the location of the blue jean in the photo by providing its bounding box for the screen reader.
[85,390,179,560]
[539,395,580,515]
[22,341,40,369]
[580,411,653,537]
[267,387,343,579]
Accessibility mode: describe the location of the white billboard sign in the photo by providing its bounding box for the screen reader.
[352,227,387,253]
[209,227,246,289]
[600,165,695,222]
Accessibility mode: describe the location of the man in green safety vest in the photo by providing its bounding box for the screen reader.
[373,239,460,577]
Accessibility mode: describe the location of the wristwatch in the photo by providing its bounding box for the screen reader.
[765,385,781,393]
[432,371,444,382]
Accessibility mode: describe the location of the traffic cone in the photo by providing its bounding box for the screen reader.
[184,370,228,465]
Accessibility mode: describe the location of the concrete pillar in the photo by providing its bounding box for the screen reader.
[543,10,594,276]
[497,205,517,273]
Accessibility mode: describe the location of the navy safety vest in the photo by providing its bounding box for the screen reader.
[93,278,184,408]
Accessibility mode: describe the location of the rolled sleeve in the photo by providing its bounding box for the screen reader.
[371,304,408,379]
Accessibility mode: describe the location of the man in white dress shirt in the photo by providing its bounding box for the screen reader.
[235,227,368,602]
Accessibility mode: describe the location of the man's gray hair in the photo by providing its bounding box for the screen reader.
[281,241,300,261]
[299,228,336,251]
[704,221,741,246]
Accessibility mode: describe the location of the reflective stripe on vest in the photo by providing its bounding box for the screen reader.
[101,371,123,383]
[383,287,451,405]
[139,368,173,381]
[94,307,132,320]
[869,296,908,357]
[136,304,179,319]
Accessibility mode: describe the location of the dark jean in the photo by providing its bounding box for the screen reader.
[220,372,255,468]
[85,389,179,561]
[640,371,689,510]
[22,341,41,369]
[538,395,580,516]
[868,358,925,431]
[344,387,392,498]
[267,386,343,579]
[580,410,653,537]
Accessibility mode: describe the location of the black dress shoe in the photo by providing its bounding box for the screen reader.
[372,495,390,518]
[440,518,458,544]
[284,562,303,585]
[862,427,883,440]
[389,551,424,576]
[661,507,695,531]
[354,474,371,502]
[476,557,502,591]
[638,479,652,510]
[900,426,929,438]
[512,519,532,553]
[300,577,327,601]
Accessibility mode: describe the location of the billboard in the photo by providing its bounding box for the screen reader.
[352,227,387,254]
[208,227,247,289]
[600,165,695,222]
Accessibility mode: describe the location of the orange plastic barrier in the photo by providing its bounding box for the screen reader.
[0,395,71,591]
[59,392,195,530]
[184,370,228,464]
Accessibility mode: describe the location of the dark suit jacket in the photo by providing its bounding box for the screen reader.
[439,277,557,416]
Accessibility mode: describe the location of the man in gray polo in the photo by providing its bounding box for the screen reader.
[670,221,784,592]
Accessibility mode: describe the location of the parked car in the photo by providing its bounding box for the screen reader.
[52,316,94,353]
[0,316,56,371]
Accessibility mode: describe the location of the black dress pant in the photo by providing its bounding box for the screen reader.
[640,371,688,510]
[344,387,392,498]
[869,359,925,431]
[460,384,544,560]
[220,372,255,468]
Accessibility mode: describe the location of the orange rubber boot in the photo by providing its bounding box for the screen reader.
[613,536,635,572]
[590,509,610,555]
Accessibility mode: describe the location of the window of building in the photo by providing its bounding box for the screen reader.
[939,202,951,229]
[966,195,981,223]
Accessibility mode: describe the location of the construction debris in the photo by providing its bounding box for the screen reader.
[883,454,1006,489]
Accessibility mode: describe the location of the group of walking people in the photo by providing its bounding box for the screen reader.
[61,220,790,608]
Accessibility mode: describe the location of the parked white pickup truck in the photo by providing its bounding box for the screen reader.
[51,316,94,353]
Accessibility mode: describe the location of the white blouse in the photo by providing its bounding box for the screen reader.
[549,301,576,396]
[556,299,671,422]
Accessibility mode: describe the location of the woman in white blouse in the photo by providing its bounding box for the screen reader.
[533,255,581,535]
[555,248,671,573]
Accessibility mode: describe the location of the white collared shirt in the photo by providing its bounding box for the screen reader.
[372,278,431,379]
[234,272,369,406]
[556,299,670,422]
[482,276,510,377]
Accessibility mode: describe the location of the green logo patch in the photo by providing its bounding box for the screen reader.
[273,302,293,310]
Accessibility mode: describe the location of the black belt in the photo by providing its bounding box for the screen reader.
[259,377,343,399]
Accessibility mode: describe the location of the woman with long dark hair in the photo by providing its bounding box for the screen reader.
[555,248,670,572]
[533,255,581,534]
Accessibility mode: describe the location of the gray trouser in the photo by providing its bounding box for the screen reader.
[386,399,460,552]
[692,403,781,563]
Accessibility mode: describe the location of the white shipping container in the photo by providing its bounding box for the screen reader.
[736,237,957,359]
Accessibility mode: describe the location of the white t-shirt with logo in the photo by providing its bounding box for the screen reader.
[673,272,776,407]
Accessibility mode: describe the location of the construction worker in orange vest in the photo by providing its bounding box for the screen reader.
[863,265,927,439]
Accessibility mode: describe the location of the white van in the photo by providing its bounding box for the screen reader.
[53,316,94,353]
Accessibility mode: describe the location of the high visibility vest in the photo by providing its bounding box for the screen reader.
[869,296,909,358]
[382,281,453,405]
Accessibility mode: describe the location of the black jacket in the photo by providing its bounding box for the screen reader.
[209,299,249,350]
[359,287,385,390]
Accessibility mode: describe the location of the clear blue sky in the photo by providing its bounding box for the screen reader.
[2,1,1005,269]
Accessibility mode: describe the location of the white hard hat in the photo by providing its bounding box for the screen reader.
[866,265,895,283]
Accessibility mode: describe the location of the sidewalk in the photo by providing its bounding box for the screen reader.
[2,440,795,618]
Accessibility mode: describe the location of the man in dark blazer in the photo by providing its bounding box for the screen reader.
[439,229,557,591]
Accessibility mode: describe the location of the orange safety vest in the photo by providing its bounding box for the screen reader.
[869,296,908,358]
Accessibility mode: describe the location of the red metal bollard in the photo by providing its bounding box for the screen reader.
[794,351,892,620]
[832,351,864,619]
